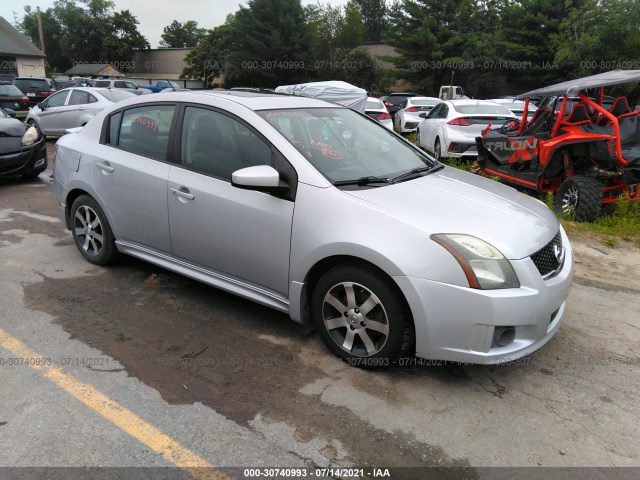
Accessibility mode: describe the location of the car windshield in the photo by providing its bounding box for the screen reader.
[257,108,436,183]
[168,81,181,88]
[13,79,49,90]
[94,80,111,87]
[99,89,136,102]
[0,108,8,118]
[0,84,24,96]
[453,104,513,115]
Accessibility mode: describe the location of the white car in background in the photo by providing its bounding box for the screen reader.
[416,99,516,161]
[26,87,137,137]
[394,96,442,133]
[364,97,393,130]
[490,98,538,122]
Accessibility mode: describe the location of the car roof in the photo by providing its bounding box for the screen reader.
[409,96,441,102]
[446,99,500,105]
[518,69,640,98]
[146,90,343,110]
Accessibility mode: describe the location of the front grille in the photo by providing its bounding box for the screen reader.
[531,231,564,278]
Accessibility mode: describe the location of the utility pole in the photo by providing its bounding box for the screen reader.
[36,6,45,55]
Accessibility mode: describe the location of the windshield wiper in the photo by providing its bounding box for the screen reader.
[391,164,444,183]
[333,176,390,187]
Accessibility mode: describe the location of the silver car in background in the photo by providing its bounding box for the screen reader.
[53,91,573,367]
[26,87,137,137]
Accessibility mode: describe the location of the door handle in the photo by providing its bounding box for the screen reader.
[96,162,114,173]
[78,107,86,111]
[171,187,195,201]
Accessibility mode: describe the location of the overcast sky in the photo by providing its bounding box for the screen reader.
[1,0,350,49]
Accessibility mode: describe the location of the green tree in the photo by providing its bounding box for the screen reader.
[306,3,343,64]
[335,0,365,49]
[554,0,640,77]
[385,0,476,94]
[159,20,207,48]
[21,0,147,72]
[354,0,387,42]
[181,24,229,88]
[223,0,313,88]
[21,6,68,71]
[496,0,568,91]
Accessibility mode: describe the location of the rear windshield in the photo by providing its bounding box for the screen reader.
[99,89,136,102]
[13,78,50,90]
[453,104,513,115]
[366,99,384,109]
[411,98,439,106]
[0,84,24,96]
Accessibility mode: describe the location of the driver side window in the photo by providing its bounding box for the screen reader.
[45,91,69,108]
[180,107,272,181]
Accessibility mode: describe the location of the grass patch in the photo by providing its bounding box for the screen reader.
[439,157,476,171]
[550,192,640,246]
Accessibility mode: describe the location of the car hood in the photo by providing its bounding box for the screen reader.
[0,117,27,136]
[0,118,28,154]
[343,166,559,259]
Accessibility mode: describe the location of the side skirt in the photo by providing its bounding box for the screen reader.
[115,240,290,314]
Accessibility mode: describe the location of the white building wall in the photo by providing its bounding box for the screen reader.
[16,56,46,77]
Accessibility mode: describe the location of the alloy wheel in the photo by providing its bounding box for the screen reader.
[321,281,389,357]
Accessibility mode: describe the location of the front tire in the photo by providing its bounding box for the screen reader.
[311,264,414,368]
[555,176,602,221]
[70,195,119,265]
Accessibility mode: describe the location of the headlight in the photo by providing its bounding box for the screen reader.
[431,234,520,289]
[21,126,39,146]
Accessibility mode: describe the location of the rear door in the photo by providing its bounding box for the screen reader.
[62,89,101,129]
[420,103,448,151]
[93,103,177,252]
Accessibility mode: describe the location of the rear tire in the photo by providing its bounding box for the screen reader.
[555,176,602,221]
[70,195,119,265]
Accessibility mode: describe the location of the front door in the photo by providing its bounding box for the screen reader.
[167,106,295,296]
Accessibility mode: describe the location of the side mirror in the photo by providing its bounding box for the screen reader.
[38,102,46,111]
[4,108,16,118]
[231,165,289,194]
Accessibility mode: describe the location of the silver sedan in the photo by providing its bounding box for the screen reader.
[26,87,137,137]
[53,91,573,367]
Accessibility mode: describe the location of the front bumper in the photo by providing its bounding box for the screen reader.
[0,137,47,177]
[395,229,574,364]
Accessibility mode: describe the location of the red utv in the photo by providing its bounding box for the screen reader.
[475,70,640,221]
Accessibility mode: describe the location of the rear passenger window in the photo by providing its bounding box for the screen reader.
[109,105,175,160]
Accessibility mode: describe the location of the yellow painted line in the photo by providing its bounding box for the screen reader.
[0,327,230,480]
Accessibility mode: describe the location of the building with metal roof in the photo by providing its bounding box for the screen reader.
[0,16,47,80]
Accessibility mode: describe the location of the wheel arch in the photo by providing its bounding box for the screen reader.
[298,255,414,327]
[63,188,92,229]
